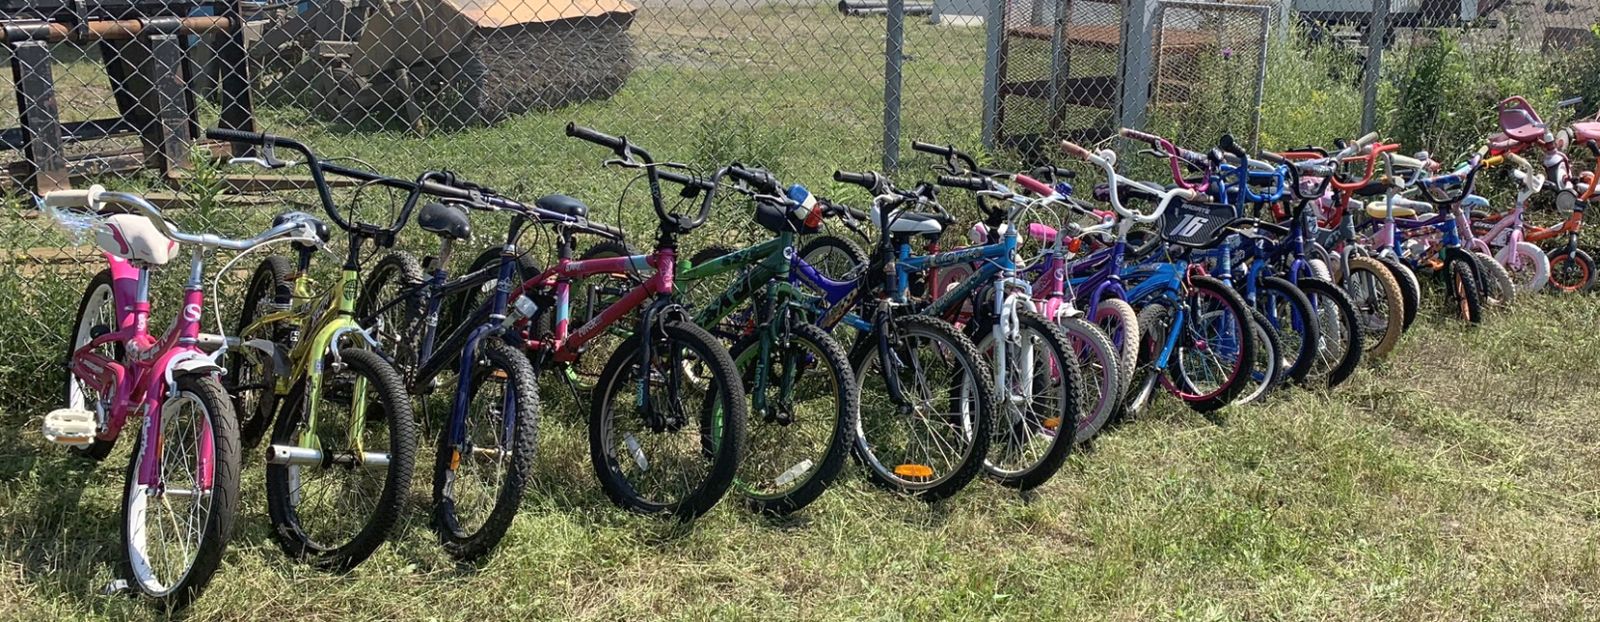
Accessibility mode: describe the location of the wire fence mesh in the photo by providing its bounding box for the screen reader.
[0,0,1598,408]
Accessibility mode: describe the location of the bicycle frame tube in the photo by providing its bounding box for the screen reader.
[71,251,217,487]
[535,249,674,363]
[290,267,377,457]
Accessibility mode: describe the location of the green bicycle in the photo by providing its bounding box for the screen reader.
[213,130,418,570]
[677,164,860,515]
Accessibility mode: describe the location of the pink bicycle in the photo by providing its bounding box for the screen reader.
[43,186,320,609]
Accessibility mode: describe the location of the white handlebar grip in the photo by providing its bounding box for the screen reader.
[1355,132,1380,148]
[41,188,94,210]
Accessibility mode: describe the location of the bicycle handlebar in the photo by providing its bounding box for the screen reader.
[566,122,719,233]
[936,174,989,191]
[44,185,318,252]
[1013,174,1053,196]
[1058,139,1200,223]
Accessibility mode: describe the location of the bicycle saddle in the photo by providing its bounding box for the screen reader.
[1572,121,1600,144]
[418,202,471,241]
[872,207,945,237]
[536,194,589,218]
[96,214,177,266]
[1364,201,1425,219]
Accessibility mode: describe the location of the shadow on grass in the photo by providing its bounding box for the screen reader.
[0,430,140,616]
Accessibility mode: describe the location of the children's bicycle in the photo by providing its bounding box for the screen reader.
[661,163,861,515]
[1060,139,1258,415]
[47,186,319,608]
[208,129,419,570]
[355,175,610,558]
[504,124,749,518]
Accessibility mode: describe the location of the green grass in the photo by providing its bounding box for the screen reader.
[5,5,1600,619]
[5,298,1600,620]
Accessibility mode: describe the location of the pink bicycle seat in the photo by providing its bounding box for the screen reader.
[1497,96,1547,143]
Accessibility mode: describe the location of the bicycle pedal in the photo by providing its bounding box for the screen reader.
[42,408,97,447]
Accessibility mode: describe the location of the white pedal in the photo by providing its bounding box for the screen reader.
[42,408,98,447]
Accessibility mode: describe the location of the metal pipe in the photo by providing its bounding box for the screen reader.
[266,444,392,468]
[2,16,233,44]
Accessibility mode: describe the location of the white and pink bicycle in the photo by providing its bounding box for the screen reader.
[43,186,320,609]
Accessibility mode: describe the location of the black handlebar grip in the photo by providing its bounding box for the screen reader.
[588,221,625,240]
[833,170,878,190]
[205,127,267,145]
[655,169,711,192]
[1030,165,1076,180]
[1218,134,1248,160]
[564,122,624,151]
[910,141,954,157]
[936,175,987,191]
[728,164,778,193]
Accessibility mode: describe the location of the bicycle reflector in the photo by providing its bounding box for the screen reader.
[894,464,934,480]
[788,184,825,229]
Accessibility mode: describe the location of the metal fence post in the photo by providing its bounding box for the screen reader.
[980,0,1005,150]
[1117,0,1157,131]
[883,0,906,171]
[1360,0,1389,134]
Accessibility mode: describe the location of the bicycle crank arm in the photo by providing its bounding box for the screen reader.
[266,444,391,468]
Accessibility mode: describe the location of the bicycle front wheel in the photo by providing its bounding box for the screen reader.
[1056,316,1121,444]
[120,374,239,610]
[433,338,539,561]
[265,348,417,570]
[590,318,747,518]
[1299,278,1364,388]
[1165,275,1256,412]
[977,309,1079,490]
[728,320,857,515]
[852,315,994,501]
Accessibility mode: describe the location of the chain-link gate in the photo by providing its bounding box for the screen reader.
[1146,0,1269,150]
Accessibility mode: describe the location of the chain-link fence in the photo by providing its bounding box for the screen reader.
[0,0,1597,408]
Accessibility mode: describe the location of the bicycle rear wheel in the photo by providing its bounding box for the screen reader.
[590,318,746,518]
[977,309,1079,491]
[1547,248,1596,293]
[227,256,293,448]
[851,315,993,501]
[354,252,426,371]
[65,269,120,460]
[120,375,239,611]
[265,348,417,570]
[1444,256,1483,324]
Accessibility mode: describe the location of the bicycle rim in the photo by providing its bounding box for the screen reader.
[734,324,848,504]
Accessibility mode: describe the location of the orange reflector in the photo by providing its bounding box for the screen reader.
[488,369,508,381]
[449,449,460,470]
[1042,417,1061,431]
[894,464,933,479]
